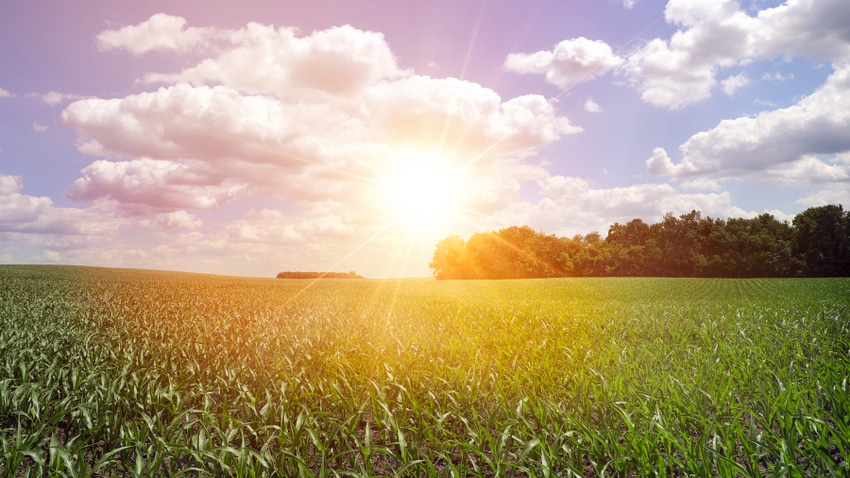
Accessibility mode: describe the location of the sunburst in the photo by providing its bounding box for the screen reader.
[378,152,465,235]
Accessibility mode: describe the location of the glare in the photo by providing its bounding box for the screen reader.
[380,154,462,234]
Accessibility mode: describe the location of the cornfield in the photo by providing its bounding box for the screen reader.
[1,265,848,476]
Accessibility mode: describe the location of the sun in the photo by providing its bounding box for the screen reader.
[379,156,463,234]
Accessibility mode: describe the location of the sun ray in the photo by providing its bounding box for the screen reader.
[297,15,670,281]
[282,218,400,306]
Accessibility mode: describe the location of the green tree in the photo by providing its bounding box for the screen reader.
[429,235,474,279]
[430,204,848,279]
[659,210,706,276]
[793,204,850,277]
[525,231,570,277]
[606,219,651,276]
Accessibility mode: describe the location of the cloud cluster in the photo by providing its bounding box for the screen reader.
[68,158,246,215]
[491,174,750,238]
[623,0,758,108]
[512,0,850,110]
[649,63,850,184]
[141,23,407,98]
[500,0,850,193]
[624,0,850,109]
[64,15,580,226]
[0,174,119,236]
[754,0,850,61]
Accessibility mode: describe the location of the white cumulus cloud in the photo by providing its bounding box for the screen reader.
[97,13,216,55]
[584,97,603,112]
[623,0,757,108]
[68,158,246,215]
[721,73,750,95]
[0,174,120,235]
[619,0,850,109]
[505,37,624,89]
[143,23,408,98]
[491,174,742,238]
[647,63,850,184]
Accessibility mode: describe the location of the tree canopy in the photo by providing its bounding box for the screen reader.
[430,205,850,279]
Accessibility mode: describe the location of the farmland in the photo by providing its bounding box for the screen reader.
[1,265,849,477]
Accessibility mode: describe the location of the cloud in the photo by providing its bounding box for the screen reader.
[762,72,794,82]
[620,0,850,109]
[97,13,215,55]
[32,122,48,132]
[0,175,52,224]
[753,98,778,108]
[492,175,741,237]
[680,178,721,191]
[721,72,750,95]
[62,84,306,165]
[795,183,850,207]
[623,0,757,108]
[39,250,62,262]
[225,208,355,243]
[584,97,603,113]
[623,0,638,9]
[0,174,121,235]
[68,158,246,215]
[143,23,408,98]
[92,211,378,277]
[152,210,203,230]
[648,63,850,184]
[646,147,682,176]
[0,87,13,98]
[30,91,88,106]
[754,0,850,61]
[65,19,580,221]
[505,37,624,88]
[370,77,581,158]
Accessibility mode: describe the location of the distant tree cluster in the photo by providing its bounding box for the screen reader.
[276,271,364,279]
[430,204,850,279]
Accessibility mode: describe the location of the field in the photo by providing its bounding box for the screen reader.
[1,265,849,477]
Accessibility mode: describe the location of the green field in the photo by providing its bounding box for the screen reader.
[1,265,849,477]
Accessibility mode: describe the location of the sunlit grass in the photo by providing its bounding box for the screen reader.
[1,265,848,476]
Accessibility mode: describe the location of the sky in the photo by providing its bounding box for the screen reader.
[1,0,849,278]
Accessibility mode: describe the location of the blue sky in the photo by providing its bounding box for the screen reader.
[1,0,848,277]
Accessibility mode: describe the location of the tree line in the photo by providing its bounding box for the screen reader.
[430,204,850,279]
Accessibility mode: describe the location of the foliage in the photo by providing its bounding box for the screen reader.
[430,205,849,279]
[2,265,849,476]
[793,204,850,277]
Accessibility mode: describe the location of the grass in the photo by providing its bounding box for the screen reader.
[1,264,849,477]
